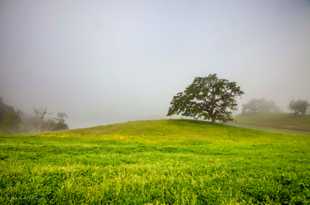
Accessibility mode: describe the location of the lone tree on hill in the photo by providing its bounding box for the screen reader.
[167,74,244,123]
[289,100,309,115]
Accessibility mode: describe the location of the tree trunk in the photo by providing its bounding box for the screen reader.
[211,117,216,123]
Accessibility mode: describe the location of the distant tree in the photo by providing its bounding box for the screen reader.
[31,108,69,131]
[0,98,21,132]
[42,117,68,131]
[56,112,68,120]
[167,74,244,123]
[33,107,49,131]
[242,98,280,114]
[289,100,309,115]
[33,107,48,121]
[53,112,69,130]
[0,100,69,132]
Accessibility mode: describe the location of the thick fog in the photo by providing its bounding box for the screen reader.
[1,0,309,128]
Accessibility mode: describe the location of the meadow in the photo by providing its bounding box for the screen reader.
[234,113,310,133]
[0,119,309,204]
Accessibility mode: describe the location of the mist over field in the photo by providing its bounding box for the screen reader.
[1,0,310,128]
[1,2,310,204]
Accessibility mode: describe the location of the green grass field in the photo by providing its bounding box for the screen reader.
[1,120,310,204]
[234,113,310,133]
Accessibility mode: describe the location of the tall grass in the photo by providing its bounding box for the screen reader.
[0,120,309,204]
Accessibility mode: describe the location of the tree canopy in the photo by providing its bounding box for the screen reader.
[167,74,244,122]
[0,98,21,132]
[289,100,309,115]
[242,98,280,114]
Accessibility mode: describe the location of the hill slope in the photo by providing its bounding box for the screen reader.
[0,120,309,204]
[234,113,310,132]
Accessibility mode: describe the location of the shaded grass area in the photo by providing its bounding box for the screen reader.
[0,120,310,204]
[234,113,310,132]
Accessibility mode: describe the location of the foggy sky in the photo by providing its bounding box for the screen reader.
[1,0,310,128]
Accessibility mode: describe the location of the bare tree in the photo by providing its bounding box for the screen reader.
[33,107,50,131]
[33,107,48,120]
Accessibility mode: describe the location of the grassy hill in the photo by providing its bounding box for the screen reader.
[234,113,310,132]
[0,120,309,204]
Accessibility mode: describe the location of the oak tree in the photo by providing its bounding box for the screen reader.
[167,74,244,123]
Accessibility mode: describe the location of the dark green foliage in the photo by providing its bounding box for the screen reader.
[0,98,21,132]
[289,100,309,115]
[242,98,280,114]
[167,74,244,122]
